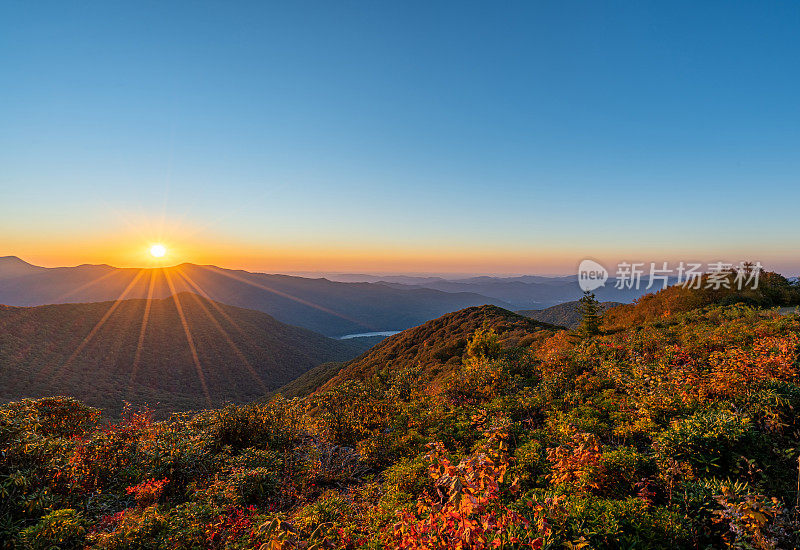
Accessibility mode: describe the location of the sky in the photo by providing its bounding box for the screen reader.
[2,1,799,275]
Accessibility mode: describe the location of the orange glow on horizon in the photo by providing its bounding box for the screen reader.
[9,246,589,275]
[5,227,798,276]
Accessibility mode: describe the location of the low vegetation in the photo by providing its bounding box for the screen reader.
[3,273,800,548]
[603,269,800,329]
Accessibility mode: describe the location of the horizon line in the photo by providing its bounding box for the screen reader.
[0,255,578,279]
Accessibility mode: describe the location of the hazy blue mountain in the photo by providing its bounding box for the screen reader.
[0,256,48,279]
[0,258,513,336]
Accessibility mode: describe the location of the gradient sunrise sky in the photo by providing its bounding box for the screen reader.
[2,1,799,275]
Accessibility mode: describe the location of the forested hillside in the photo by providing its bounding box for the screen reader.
[319,305,556,392]
[0,293,364,415]
[4,285,800,548]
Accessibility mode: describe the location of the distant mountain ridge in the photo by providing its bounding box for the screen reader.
[318,273,574,286]
[322,270,661,308]
[0,292,367,415]
[0,256,47,279]
[0,257,514,337]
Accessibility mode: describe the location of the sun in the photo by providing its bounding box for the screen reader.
[149,244,167,258]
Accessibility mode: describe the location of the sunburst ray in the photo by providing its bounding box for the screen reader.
[172,269,267,393]
[1,267,139,336]
[126,268,158,398]
[163,268,212,407]
[173,266,253,338]
[198,265,374,331]
[37,269,147,385]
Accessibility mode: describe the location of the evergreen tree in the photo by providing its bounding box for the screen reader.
[578,291,602,336]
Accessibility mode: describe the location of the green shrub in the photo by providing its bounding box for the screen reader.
[513,438,548,487]
[655,409,755,475]
[559,497,690,549]
[293,490,354,532]
[211,467,277,506]
[382,455,429,509]
[18,509,88,549]
[597,446,655,498]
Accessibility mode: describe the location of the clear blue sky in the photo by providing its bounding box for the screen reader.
[2,1,799,274]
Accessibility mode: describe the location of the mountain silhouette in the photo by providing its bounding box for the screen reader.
[0,258,514,336]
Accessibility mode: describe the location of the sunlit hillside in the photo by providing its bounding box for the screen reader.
[319,304,557,393]
[4,288,800,548]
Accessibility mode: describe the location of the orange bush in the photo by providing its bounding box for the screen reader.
[546,432,602,492]
[392,424,549,549]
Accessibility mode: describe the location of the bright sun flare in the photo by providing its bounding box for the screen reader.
[150,244,167,258]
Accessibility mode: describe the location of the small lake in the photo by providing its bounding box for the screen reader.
[338,331,402,340]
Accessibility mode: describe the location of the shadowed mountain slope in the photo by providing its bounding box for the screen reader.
[0,293,364,415]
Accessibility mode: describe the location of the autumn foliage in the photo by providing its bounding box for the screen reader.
[393,420,549,549]
[3,297,800,548]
